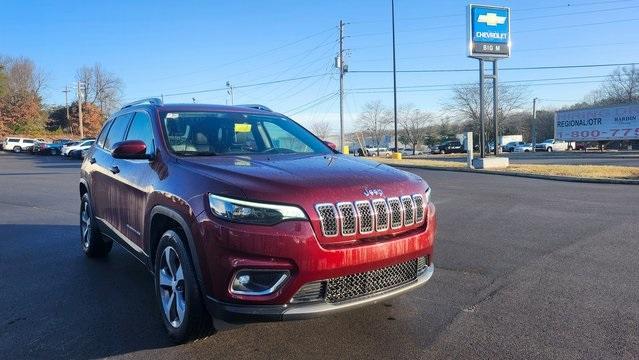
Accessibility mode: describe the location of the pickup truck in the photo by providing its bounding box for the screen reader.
[534,139,575,152]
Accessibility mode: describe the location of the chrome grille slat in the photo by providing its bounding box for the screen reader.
[355,201,374,234]
[401,196,415,226]
[413,194,425,223]
[372,199,389,232]
[315,203,338,237]
[337,202,357,236]
[315,193,426,237]
[387,197,403,229]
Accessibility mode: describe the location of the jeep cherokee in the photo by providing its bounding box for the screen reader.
[79,98,437,342]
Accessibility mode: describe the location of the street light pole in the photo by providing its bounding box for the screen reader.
[532,97,538,152]
[62,85,70,128]
[391,0,398,154]
[226,81,234,105]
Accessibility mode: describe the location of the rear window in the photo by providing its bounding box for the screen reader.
[7,138,18,142]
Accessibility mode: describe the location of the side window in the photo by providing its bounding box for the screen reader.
[262,122,312,153]
[96,120,113,148]
[125,112,155,155]
[104,113,133,150]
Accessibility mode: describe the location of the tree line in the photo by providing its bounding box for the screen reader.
[330,65,639,151]
[0,55,123,138]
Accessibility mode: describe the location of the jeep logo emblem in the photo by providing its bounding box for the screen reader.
[363,188,384,197]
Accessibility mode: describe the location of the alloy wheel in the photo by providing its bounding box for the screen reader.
[80,200,92,250]
[159,246,186,328]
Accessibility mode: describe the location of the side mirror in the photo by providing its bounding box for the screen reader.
[112,140,152,160]
[324,141,337,150]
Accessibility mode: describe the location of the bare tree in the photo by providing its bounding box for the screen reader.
[446,83,528,139]
[357,100,391,156]
[598,65,639,104]
[398,104,433,154]
[0,56,47,97]
[309,120,332,139]
[75,63,123,114]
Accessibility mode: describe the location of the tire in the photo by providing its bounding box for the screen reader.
[525,150,530,152]
[13,146,22,153]
[567,145,573,151]
[547,147,553,152]
[155,230,212,343]
[80,193,112,257]
[49,148,58,155]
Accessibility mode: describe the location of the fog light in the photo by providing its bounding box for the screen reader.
[230,270,289,296]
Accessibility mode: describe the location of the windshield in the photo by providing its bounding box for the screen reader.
[161,111,332,156]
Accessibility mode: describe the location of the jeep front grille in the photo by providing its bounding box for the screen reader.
[315,194,426,237]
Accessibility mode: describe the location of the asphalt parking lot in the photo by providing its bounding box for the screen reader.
[1,152,638,359]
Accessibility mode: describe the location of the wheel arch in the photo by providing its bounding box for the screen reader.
[149,206,206,292]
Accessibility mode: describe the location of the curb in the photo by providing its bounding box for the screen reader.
[386,163,639,185]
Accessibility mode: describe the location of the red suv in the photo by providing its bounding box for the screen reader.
[80,98,437,342]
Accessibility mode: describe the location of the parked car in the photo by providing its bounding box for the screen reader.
[79,100,437,342]
[365,147,392,157]
[62,139,95,156]
[502,141,527,152]
[534,139,574,152]
[2,137,36,153]
[513,143,533,152]
[402,148,425,156]
[432,140,464,154]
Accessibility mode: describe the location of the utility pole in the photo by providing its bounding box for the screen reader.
[391,0,399,155]
[338,20,345,152]
[226,81,234,105]
[532,98,538,152]
[77,81,84,138]
[62,85,70,128]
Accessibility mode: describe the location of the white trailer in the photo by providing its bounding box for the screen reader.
[555,104,639,142]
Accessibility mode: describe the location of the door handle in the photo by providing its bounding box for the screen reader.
[89,157,96,164]
[110,165,120,174]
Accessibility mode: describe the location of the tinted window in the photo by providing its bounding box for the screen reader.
[104,113,133,150]
[126,112,155,155]
[23,140,34,144]
[96,120,113,148]
[8,138,18,142]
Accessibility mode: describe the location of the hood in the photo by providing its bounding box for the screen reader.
[177,154,428,205]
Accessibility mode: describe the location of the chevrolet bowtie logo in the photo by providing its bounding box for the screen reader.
[477,12,506,26]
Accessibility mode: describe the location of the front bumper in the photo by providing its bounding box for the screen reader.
[206,264,434,323]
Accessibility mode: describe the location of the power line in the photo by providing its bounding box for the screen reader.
[161,74,331,97]
[348,80,609,94]
[145,26,336,83]
[349,62,639,74]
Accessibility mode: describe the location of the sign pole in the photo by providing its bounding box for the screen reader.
[479,58,485,158]
[493,60,499,156]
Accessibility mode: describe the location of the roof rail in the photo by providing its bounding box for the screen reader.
[122,97,163,109]
[237,104,273,112]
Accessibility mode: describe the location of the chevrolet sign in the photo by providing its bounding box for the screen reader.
[467,4,511,59]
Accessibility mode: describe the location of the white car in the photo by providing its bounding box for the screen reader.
[3,137,36,152]
[61,139,95,156]
[534,139,575,152]
[513,143,533,152]
[402,148,425,156]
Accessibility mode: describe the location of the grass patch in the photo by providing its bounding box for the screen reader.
[500,164,639,180]
[372,157,639,180]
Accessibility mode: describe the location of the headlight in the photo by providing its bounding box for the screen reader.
[208,194,307,225]
[424,187,432,204]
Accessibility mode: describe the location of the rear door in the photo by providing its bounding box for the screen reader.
[92,113,134,236]
[109,111,156,251]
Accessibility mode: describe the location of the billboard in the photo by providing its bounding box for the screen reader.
[467,4,511,59]
[555,104,639,141]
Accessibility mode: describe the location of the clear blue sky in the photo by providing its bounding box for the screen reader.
[3,0,638,131]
